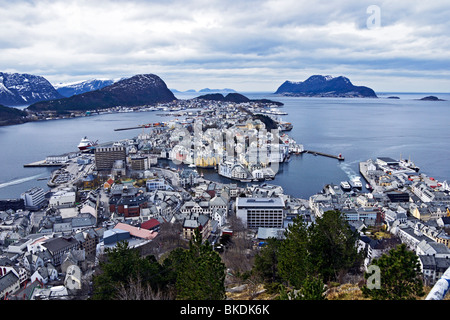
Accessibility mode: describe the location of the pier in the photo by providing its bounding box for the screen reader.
[23,160,63,168]
[303,150,344,161]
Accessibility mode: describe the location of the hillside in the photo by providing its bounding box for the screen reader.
[275,75,377,98]
[27,74,177,113]
[0,104,29,126]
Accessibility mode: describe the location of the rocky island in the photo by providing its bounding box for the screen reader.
[418,96,446,101]
[195,92,283,106]
[274,75,378,98]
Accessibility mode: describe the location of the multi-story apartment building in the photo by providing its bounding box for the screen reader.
[236,197,285,229]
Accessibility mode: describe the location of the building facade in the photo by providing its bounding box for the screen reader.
[94,146,126,171]
[236,197,285,229]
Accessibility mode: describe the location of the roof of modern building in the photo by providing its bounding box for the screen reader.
[236,197,284,208]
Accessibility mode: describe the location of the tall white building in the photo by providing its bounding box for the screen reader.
[21,187,45,210]
[236,197,285,229]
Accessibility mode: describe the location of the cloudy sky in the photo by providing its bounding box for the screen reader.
[1,0,449,92]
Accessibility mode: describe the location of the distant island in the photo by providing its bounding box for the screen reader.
[195,92,283,106]
[418,96,446,101]
[274,75,378,98]
[171,88,237,94]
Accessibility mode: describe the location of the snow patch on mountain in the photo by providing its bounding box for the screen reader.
[0,72,63,106]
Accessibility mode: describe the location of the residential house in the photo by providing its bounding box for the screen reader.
[74,228,100,258]
[419,255,450,286]
[0,262,27,286]
[141,218,161,232]
[0,271,20,300]
[30,263,58,285]
[183,214,211,241]
[416,240,450,258]
[64,264,82,291]
[212,208,227,227]
[42,236,80,266]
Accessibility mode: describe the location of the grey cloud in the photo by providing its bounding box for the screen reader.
[0,0,449,92]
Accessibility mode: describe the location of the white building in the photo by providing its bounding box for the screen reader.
[49,190,76,208]
[21,187,46,210]
[146,178,171,191]
[236,197,285,229]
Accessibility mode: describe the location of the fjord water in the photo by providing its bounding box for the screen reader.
[1,92,449,200]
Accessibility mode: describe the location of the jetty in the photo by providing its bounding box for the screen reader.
[303,150,344,161]
[23,160,63,168]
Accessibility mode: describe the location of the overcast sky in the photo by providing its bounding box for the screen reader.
[1,0,449,92]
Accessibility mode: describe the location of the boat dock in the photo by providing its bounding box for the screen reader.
[304,150,344,161]
[23,160,63,168]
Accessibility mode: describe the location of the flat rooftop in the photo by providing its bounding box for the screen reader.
[237,197,284,208]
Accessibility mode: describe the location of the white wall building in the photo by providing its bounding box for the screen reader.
[49,190,76,208]
[21,187,46,210]
[236,197,285,229]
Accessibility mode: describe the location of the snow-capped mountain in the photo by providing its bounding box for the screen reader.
[55,79,116,97]
[28,74,177,112]
[0,72,63,106]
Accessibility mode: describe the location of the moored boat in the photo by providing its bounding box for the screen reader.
[340,181,351,191]
[77,137,97,151]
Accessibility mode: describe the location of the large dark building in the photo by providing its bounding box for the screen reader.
[386,191,410,203]
[94,146,126,171]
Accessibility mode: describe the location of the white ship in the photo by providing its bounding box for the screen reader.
[340,181,351,191]
[349,176,363,189]
[77,137,97,151]
[399,158,420,172]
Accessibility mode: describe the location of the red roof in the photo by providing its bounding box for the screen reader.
[114,222,158,240]
[141,218,160,230]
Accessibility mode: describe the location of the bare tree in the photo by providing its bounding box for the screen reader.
[115,275,175,300]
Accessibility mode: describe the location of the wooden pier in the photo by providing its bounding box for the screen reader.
[304,150,344,161]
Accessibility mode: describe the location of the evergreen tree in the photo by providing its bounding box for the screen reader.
[271,210,362,289]
[172,229,226,300]
[277,215,311,289]
[91,241,167,300]
[308,210,362,282]
[362,244,425,300]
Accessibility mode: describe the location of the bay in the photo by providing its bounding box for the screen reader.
[1,91,449,200]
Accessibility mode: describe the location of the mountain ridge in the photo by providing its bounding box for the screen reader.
[27,74,177,113]
[55,79,116,97]
[0,72,63,106]
[274,75,377,98]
